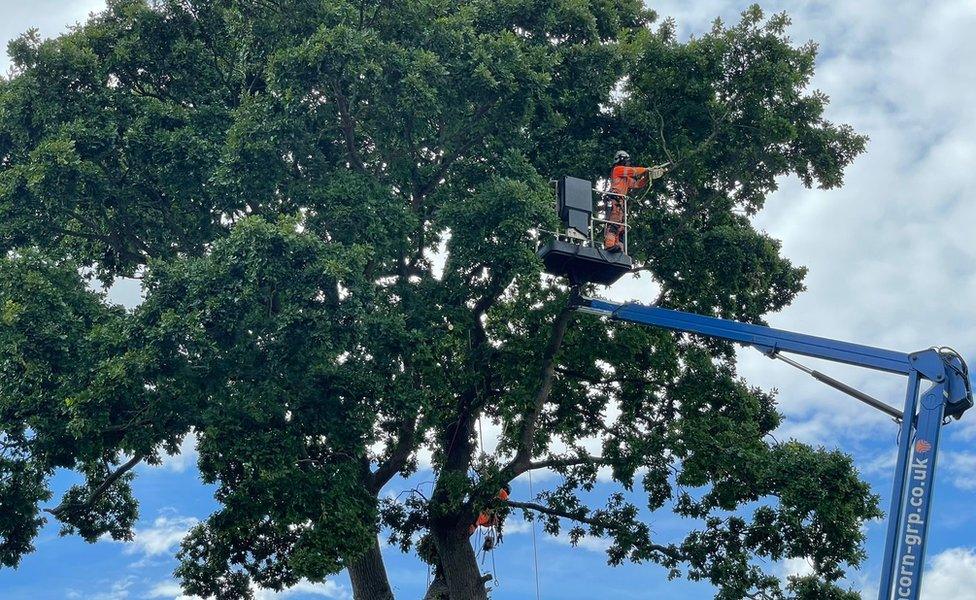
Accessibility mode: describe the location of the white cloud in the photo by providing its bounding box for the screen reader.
[951,417,976,443]
[123,514,199,558]
[89,576,136,600]
[941,451,976,490]
[252,580,351,600]
[781,557,815,580]
[604,1,976,589]
[921,547,976,600]
[547,532,612,553]
[501,518,534,535]
[0,0,107,72]
[859,448,899,478]
[152,433,200,474]
[147,581,192,600]
[105,276,144,309]
[147,579,351,600]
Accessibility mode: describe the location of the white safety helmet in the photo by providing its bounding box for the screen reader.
[613,150,631,165]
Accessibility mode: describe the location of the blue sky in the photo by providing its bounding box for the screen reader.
[2,0,976,599]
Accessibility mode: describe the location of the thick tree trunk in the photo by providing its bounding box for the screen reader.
[422,572,449,600]
[423,571,492,600]
[431,522,489,600]
[347,535,395,600]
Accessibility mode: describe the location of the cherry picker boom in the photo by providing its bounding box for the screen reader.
[537,176,974,600]
[573,296,972,600]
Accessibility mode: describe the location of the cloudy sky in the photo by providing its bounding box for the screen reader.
[2,0,975,599]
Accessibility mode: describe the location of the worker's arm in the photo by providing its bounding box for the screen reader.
[630,166,650,189]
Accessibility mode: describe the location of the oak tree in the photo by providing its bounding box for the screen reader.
[0,1,877,599]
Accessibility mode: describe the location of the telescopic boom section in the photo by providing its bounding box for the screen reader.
[570,294,973,600]
[576,296,912,374]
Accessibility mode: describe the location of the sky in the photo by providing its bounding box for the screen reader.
[1,0,975,599]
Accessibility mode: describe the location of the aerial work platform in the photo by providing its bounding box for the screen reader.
[572,295,973,600]
[538,239,632,285]
[537,170,974,599]
[538,176,633,285]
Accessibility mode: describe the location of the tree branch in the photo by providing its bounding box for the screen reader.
[370,415,419,494]
[431,274,508,506]
[414,102,496,202]
[525,456,610,472]
[503,499,683,562]
[333,83,367,173]
[554,366,663,388]
[653,108,677,166]
[503,303,574,476]
[45,454,144,518]
[49,226,115,245]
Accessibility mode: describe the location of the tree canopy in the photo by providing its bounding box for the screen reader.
[0,1,877,599]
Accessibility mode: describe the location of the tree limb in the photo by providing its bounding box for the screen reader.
[370,415,419,494]
[525,456,610,472]
[431,273,508,504]
[503,499,683,562]
[414,102,496,202]
[49,226,115,245]
[45,454,144,518]
[653,108,677,166]
[503,303,574,476]
[333,83,367,173]
[554,366,663,388]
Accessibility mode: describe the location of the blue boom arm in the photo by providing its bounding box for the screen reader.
[573,295,972,600]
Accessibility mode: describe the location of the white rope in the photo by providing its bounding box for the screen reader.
[478,416,486,458]
[528,468,541,600]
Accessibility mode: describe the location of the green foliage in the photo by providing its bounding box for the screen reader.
[788,576,864,600]
[143,218,391,593]
[0,252,134,563]
[620,7,867,320]
[0,1,876,598]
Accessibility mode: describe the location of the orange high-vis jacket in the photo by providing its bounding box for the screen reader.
[604,164,648,251]
[474,487,510,529]
[609,165,650,197]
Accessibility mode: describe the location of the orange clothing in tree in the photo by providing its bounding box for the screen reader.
[604,164,649,251]
[470,487,510,534]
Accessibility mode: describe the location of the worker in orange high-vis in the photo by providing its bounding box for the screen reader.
[469,484,510,535]
[604,150,650,252]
